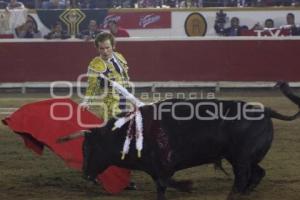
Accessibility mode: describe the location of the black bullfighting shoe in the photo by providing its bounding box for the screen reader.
[125,181,137,190]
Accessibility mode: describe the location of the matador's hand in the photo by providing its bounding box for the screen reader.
[80,102,90,111]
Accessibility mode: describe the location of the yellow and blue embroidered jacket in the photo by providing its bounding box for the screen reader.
[84,52,130,120]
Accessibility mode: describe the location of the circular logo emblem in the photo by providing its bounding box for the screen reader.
[184,13,207,37]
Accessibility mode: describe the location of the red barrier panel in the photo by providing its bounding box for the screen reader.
[0,42,94,82]
[0,39,300,82]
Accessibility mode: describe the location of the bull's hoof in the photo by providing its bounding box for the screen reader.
[157,194,167,200]
[226,191,242,200]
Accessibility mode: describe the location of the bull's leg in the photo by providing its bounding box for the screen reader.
[227,162,251,200]
[246,164,265,193]
[147,172,168,200]
[147,153,173,200]
[154,178,168,200]
[233,162,251,193]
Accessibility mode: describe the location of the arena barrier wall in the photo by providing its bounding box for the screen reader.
[0,37,300,83]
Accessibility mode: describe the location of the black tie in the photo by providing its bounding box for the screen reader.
[110,58,121,74]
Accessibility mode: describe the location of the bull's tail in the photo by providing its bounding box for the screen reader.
[276,81,300,108]
[267,108,300,121]
[268,81,300,121]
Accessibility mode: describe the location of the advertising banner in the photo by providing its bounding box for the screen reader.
[102,11,171,29]
[36,9,108,35]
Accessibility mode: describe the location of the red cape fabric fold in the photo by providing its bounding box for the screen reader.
[2,98,130,194]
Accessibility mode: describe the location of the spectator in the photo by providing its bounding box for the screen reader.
[214,10,228,31]
[273,0,293,6]
[77,19,102,40]
[281,13,300,36]
[107,20,129,37]
[77,0,91,8]
[120,0,135,7]
[264,18,274,29]
[5,0,28,35]
[251,22,264,31]
[178,0,188,7]
[215,17,248,36]
[164,0,177,7]
[251,19,274,31]
[190,0,200,7]
[19,0,36,8]
[178,0,196,7]
[0,1,8,9]
[16,16,42,38]
[88,0,111,8]
[44,21,70,39]
[138,0,158,7]
[0,4,10,35]
[41,0,66,9]
[7,0,25,9]
[68,0,77,7]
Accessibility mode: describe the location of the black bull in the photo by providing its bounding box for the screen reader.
[61,82,300,200]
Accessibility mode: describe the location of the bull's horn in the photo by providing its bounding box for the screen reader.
[56,130,91,143]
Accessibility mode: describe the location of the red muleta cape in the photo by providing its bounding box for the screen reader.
[2,98,130,194]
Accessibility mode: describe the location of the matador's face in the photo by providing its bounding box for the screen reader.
[97,39,113,61]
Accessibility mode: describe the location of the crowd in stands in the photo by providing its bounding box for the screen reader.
[214,11,300,36]
[13,17,130,39]
[0,0,132,38]
[0,0,299,38]
[12,11,299,39]
[0,0,300,9]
